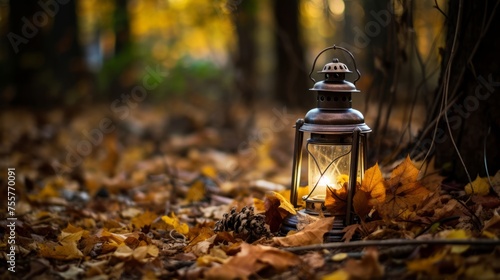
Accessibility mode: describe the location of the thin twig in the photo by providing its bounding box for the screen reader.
[283,238,500,253]
[433,0,448,19]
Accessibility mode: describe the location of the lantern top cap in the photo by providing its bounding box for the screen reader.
[309,45,361,85]
[318,58,352,74]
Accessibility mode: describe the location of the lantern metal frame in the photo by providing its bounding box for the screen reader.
[286,45,371,240]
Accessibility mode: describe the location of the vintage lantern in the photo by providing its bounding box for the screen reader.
[285,45,371,241]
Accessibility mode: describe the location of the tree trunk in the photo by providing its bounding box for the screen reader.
[433,0,500,182]
[50,0,88,105]
[7,0,87,107]
[273,0,310,108]
[8,0,48,107]
[233,0,258,104]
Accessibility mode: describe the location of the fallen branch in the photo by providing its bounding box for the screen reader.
[283,238,500,253]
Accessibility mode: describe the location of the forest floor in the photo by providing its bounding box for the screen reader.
[1,101,500,279]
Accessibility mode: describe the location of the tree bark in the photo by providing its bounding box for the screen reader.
[7,0,87,107]
[433,0,500,182]
[273,0,310,108]
[233,0,257,104]
[8,0,48,107]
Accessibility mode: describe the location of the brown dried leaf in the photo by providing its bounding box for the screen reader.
[325,176,348,215]
[343,247,384,279]
[342,224,360,242]
[273,217,334,247]
[264,191,297,232]
[38,240,84,260]
[205,243,301,280]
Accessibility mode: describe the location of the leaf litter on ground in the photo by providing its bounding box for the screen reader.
[1,104,500,279]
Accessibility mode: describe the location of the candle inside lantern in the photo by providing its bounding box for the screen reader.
[306,142,351,202]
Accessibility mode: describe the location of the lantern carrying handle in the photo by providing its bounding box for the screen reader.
[308,45,361,84]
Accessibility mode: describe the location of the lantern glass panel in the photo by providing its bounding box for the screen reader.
[307,143,351,200]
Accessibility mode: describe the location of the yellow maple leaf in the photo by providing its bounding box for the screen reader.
[465,175,490,196]
[162,212,189,235]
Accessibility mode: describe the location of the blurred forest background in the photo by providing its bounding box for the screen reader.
[1,0,499,183]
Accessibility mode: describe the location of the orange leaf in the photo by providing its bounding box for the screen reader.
[387,156,419,187]
[325,177,348,215]
[360,163,386,204]
[378,156,431,220]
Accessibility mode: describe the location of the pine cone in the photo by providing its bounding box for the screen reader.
[214,206,270,242]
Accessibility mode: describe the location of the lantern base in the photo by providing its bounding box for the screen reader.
[280,210,358,242]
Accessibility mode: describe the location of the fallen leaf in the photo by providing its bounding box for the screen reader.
[201,165,218,179]
[185,227,215,253]
[264,191,297,232]
[378,156,431,220]
[196,247,228,267]
[300,251,325,270]
[438,229,470,253]
[132,245,159,262]
[57,265,85,280]
[353,189,372,221]
[342,224,360,242]
[273,217,334,247]
[113,244,134,259]
[130,211,158,229]
[406,250,447,275]
[39,240,84,260]
[483,210,500,232]
[343,247,384,279]
[321,269,350,280]
[190,234,217,256]
[205,243,301,280]
[465,175,490,196]
[325,175,348,215]
[360,163,386,204]
[162,212,189,235]
[187,179,206,202]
